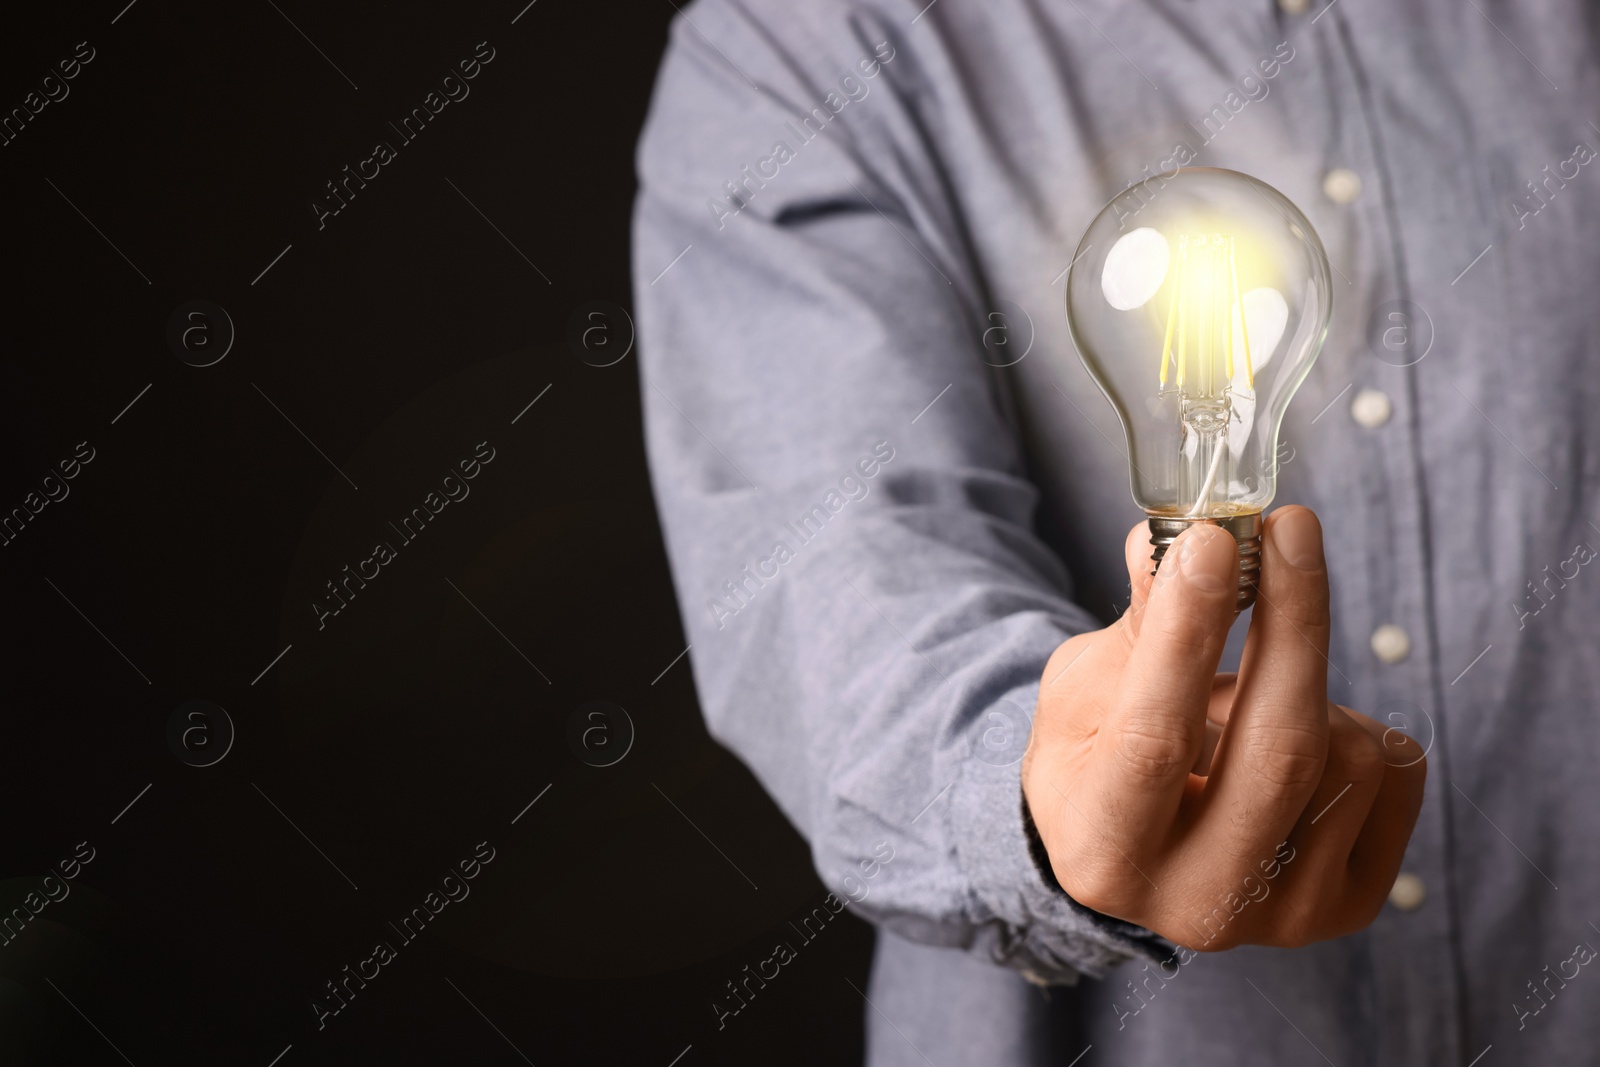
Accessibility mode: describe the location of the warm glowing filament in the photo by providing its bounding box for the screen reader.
[1159,232,1254,393]
[1229,236,1254,388]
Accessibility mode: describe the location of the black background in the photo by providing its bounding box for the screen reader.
[0,2,872,1063]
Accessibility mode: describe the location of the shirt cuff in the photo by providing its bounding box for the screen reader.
[948,689,1175,986]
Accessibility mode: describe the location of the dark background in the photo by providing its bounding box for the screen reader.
[0,2,872,1063]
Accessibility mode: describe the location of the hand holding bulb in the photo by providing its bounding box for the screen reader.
[1020,509,1427,950]
[1020,170,1425,949]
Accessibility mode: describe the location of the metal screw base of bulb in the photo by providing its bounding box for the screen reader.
[1147,512,1263,612]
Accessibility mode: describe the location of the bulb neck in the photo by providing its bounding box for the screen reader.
[1147,511,1262,612]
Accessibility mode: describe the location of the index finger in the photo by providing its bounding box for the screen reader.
[1201,506,1334,843]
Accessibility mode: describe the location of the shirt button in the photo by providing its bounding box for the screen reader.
[1322,168,1363,205]
[1278,0,1310,13]
[1371,624,1411,664]
[1351,388,1392,428]
[1388,872,1426,911]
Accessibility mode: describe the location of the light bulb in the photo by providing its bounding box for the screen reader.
[1065,168,1333,610]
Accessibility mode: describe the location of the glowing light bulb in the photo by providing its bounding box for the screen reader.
[1066,168,1333,609]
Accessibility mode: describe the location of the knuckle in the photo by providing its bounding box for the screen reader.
[1176,879,1253,951]
[1056,850,1148,919]
[1380,731,1428,771]
[1241,723,1327,798]
[1322,890,1386,941]
[1109,714,1198,780]
[1270,895,1324,949]
[1271,924,1316,950]
[1328,722,1388,783]
[1353,886,1388,929]
[1172,902,1223,950]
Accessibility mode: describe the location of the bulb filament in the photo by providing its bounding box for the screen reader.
[1153,232,1260,518]
[1158,233,1254,393]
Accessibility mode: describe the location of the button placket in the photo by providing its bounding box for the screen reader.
[1314,14,1465,1067]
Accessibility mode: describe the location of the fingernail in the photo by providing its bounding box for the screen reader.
[1174,525,1230,594]
[1273,508,1323,570]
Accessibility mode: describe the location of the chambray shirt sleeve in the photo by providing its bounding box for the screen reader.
[631,1,1170,984]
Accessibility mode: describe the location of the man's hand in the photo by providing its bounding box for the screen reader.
[1020,507,1426,951]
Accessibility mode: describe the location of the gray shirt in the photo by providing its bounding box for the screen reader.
[631,1,1600,1063]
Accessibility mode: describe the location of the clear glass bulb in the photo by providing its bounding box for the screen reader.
[1065,168,1333,609]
